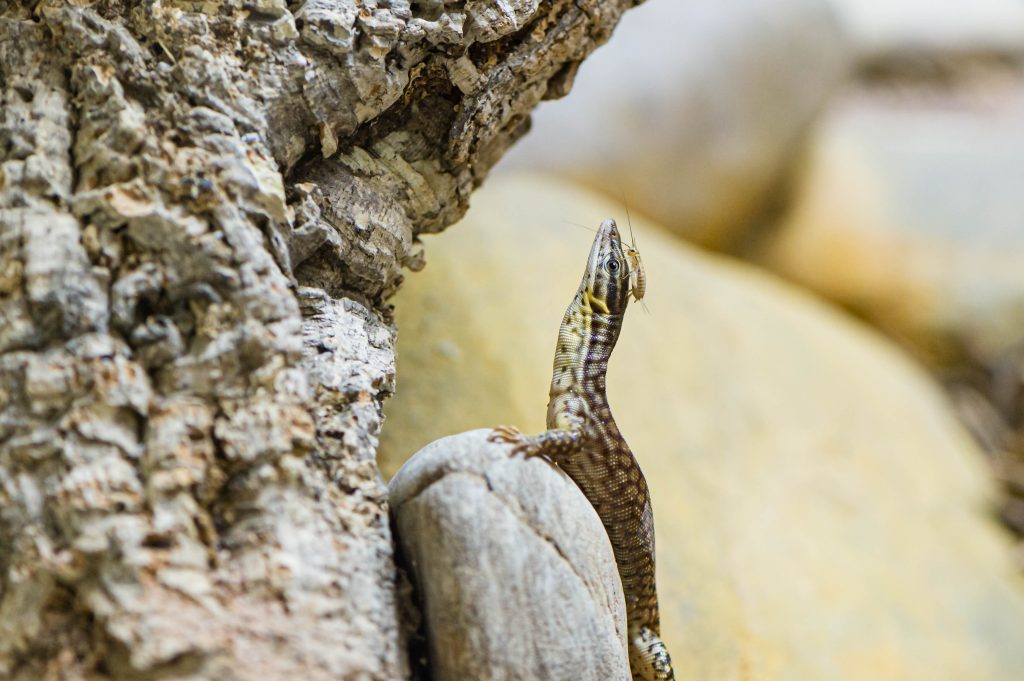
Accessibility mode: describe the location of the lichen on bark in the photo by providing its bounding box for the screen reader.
[0,0,639,678]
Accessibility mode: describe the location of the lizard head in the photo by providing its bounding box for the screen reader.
[579,218,631,317]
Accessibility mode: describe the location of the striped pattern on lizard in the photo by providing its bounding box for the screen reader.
[490,218,675,680]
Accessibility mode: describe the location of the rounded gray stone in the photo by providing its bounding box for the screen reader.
[388,428,630,681]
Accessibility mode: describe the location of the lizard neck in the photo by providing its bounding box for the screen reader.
[546,295,624,431]
[578,308,622,402]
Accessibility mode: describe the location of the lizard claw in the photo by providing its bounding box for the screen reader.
[488,425,522,444]
[488,425,539,458]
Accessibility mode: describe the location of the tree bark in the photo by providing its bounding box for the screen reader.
[0,0,639,678]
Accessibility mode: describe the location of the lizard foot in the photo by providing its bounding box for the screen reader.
[488,425,522,444]
[488,426,547,459]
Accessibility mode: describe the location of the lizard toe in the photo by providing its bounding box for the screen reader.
[488,425,522,444]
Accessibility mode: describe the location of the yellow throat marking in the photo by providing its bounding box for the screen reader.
[584,289,610,314]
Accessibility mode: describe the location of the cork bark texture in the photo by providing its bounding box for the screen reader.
[0,0,639,678]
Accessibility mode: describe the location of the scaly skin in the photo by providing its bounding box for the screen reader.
[491,219,675,680]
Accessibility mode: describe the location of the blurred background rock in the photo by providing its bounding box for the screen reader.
[382,0,1024,678]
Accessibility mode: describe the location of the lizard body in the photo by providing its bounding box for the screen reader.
[492,219,675,680]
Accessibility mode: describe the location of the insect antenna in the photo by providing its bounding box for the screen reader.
[625,203,637,250]
[562,219,599,234]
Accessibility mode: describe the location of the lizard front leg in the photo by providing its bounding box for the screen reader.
[488,427,584,466]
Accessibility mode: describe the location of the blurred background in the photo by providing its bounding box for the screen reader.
[498,0,1024,548]
[525,0,1024,542]
[381,1,1024,678]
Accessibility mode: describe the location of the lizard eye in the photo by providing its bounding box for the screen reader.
[605,257,620,273]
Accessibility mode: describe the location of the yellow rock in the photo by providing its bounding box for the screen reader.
[379,173,1024,680]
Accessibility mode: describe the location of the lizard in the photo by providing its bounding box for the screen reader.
[490,218,675,680]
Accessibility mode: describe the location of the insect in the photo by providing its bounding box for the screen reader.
[624,236,645,304]
[623,207,647,310]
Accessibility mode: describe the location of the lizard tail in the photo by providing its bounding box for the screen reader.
[629,626,676,680]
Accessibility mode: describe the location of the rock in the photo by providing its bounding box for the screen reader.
[825,0,1024,61]
[379,173,1024,680]
[499,0,851,249]
[388,429,631,681]
[760,91,1024,367]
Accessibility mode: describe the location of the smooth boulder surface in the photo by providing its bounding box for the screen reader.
[389,429,631,681]
[380,173,1024,680]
